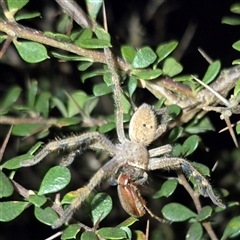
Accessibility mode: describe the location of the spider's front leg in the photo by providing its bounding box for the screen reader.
[148,157,226,208]
[21,132,116,167]
[52,156,121,229]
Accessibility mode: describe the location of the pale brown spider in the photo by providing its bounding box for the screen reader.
[21,47,225,229]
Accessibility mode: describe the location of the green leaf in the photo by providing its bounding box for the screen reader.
[168,104,182,120]
[162,203,196,222]
[81,231,98,240]
[153,179,178,199]
[14,41,49,63]
[186,222,203,240]
[196,206,212,221]
[172,143,182,157]
[84,97,99,117]
[99,122,116,133]
[132,69,162,80]
[51,51,91,62]
[34,206,58,226]
[128,76,138,97]
[97,227,127,239]
[12,124,44,137]
[156,40,178,63]
[44,32,71,42]
[221,216,240,240]
[0,201,28,221]
[77,39,111,49]
[7,0,29,11]
[233,40,240,52]
[0,35,7,44]
[162,57,183,77]
[81,69,105,83]
[28,194,47,207]
[91,193,113,225]
[132,47,157,68]
[168,127,183,143]
[233,79,240,97]
[61,224,80,240]
[51,97,68,118]
[38,166,71,195]
[236,123,240,134]
[117,217,139,228]
[181,135,200,157]
[0,85,21,113]
[78,62,93,71]
[191,162,210,177]
[232,59,240,65]
[0,170,14,198]
[27,80,38,108]
[185,116,215,134]
[121,45,137,63]
[94,26,111,41]
[86,0,103,21]
[202,60,221,85]
[222,16,240,25]
[67,91,90,117]
[35,91,51,118]
[2,154,34,170]
[93,83,112,96]
[56,117,81,128]
[15,12,41,21]
[231,3,240,14]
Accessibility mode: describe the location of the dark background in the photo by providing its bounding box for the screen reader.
[1,0,240,239]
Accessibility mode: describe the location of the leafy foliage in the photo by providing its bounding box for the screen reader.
[0,1,240,240]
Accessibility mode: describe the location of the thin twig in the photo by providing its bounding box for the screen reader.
[0,126,12,162]
[177,171,219,240]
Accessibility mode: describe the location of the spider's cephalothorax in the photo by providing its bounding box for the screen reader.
[21,47,225,229]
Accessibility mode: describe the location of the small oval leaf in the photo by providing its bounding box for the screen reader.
[97,227,127,239]
[14,41,49,63]
[0,201,28,221]
[0,171,14,197]
[162,203,196,222]
[163,57,183,77]
[186,222,203,240]
[38,166,71,195]
[34,206,58,225]
[91,193,113,225]
[221,216,240,239]
[196,206,213,221]
[182,135,200,157]
[132,47,157,68]
[156,40,178,63]
[61,224,80,240]
[202,60,221,85]
[153,179,178,199]
[133,69,162,80]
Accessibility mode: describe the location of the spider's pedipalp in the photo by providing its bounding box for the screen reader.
[148,157,226,208]
[21,132,116,167]
[52,156,122,229]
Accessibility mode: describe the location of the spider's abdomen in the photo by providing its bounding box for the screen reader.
[120,140,149,170]
[129,103,157,146]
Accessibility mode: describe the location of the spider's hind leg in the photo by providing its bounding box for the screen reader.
[148,157,226,208]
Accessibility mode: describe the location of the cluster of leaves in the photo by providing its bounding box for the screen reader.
[1,0,240,240]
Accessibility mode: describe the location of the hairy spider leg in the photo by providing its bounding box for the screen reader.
[148,157,226,208]
[21,132,116,167]
[104,47,127,143]
[52,156,122,229]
